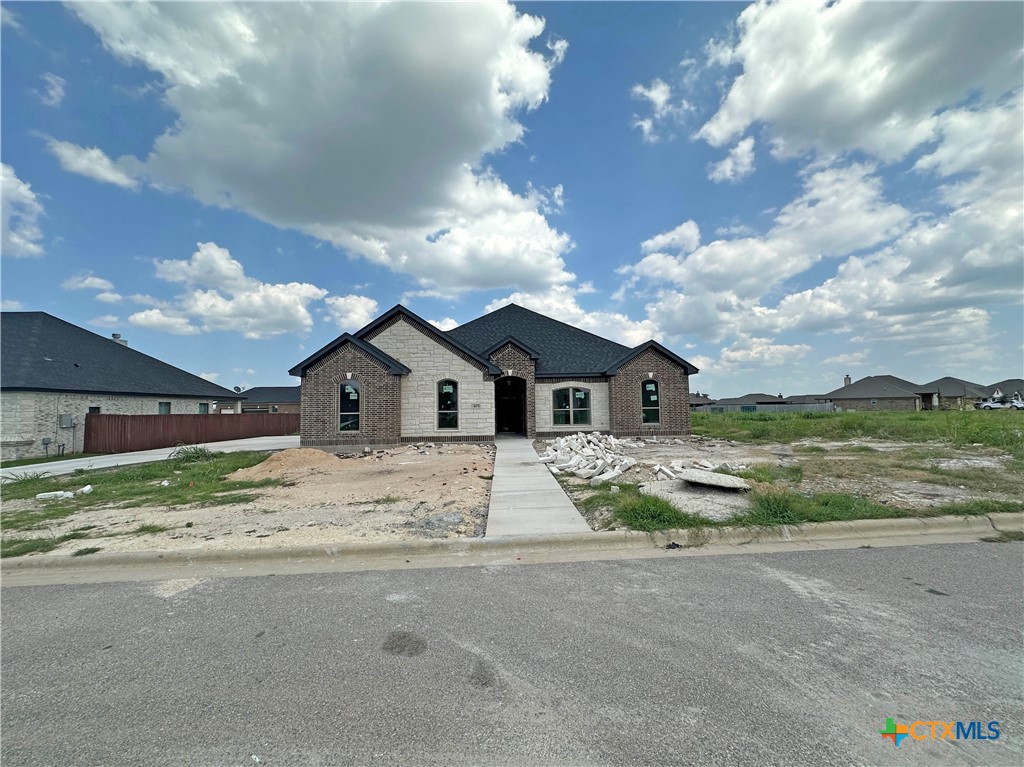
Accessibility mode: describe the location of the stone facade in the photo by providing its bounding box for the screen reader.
[535,378,610,435]
[1,391,222,460]
[608,349,692,437]
[489,343,536,439]
[299,342,402,447]
[367,317,494,440]
[832,397,920,412]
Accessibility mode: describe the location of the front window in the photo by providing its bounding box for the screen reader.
[340,381,360,431]
[553,387,591,425]
[641,381,660,424]
[158,401,171,415]
[438,380,458,429]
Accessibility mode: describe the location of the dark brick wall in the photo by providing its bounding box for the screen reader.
[299,342,402,447]
[609,349,691,437]
[490,343,536,439]
[833,397,919,412]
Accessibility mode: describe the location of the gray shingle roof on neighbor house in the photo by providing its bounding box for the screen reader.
[239,386,301,404]
[713,393,787,406]
[918,377,988,398]
[1,312,240,400]
[448,303,648,377]
[824,375,921,399]
[988,379,1024,396]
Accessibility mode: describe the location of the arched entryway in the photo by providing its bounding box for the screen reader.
[495,376,527,435]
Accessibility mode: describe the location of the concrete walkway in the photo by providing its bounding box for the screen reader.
[0,435,300,480]
[486,436,593,537]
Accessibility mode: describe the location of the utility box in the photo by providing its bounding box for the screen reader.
[58,414,74,429]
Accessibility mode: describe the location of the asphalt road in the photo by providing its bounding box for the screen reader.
[2,543,1021,766]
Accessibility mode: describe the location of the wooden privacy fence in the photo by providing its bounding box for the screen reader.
[84,413,300,454]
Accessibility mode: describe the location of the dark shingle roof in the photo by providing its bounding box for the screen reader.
[714,393,787,406]
[988,379,1024,397]
[447,304,635,377]
[919,377,988,398]
[1,312,241,399]
[824,375,920,399]
[288,333,412,377]
[239,386,301,404]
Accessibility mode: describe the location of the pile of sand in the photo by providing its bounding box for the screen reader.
[230,448,342,480]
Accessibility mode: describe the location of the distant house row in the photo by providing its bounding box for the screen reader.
[695,375,1024,413]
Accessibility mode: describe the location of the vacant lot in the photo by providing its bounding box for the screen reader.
[1,444,494,558]
[548,411,1024,532]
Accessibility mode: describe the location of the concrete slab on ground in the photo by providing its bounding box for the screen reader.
[486,437,592,537]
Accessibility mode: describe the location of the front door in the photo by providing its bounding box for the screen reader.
[495,376,526,434]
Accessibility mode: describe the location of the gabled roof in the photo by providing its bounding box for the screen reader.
[604,340,699,376]
[1,312,241,399]
[987,379,1024,397]
[448,303,645,377]
[919,377,988,398]
[824,375,920,399]
[714,393,787,406]
[288,333,412,377]
[357,304,500,375]
[239,386,301,404]
[481,336,541,361]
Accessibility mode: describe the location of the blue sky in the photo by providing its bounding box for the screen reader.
[2,1,1021,397]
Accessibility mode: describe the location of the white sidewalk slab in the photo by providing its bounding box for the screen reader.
[485,436,592,537]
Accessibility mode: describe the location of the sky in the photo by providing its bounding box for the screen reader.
[2,1,1022,398]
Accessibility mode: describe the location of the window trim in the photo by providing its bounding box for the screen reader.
[641,380,660,424]
[552,386,592,426]
[339,380,361,432]
[437,379,459,430]
[198,402,209,414]
[158,401,171,415]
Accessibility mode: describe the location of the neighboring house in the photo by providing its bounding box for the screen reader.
[289,303,699,448]
[1,312,243,460]
[986,379,1024,400]
[824,375,936,411]
[215,386,301,414]
[713,393,789,408]
[786,394,828,405]
[690,392,716,409]
[919,377,989,411]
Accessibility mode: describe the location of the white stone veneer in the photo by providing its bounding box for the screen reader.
[535,380,610,431]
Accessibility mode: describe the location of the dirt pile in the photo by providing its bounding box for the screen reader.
[230,448,343,480]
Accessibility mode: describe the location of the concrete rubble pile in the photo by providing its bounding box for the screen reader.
[537,432,639,485]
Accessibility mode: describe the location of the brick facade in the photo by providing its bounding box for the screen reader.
[832,397,920,412]
[489,343,536,439]
[1,391,229,460]
[299,342,402,448]
[608,348,692,437]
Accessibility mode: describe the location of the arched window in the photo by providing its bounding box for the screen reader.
[438,380,458,429]
[641,380,660,424]
[553,387,591,425]
[340,381,360,431]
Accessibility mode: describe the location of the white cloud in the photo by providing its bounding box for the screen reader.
[697,1,1022,161]
[324,295,379,331]
[824,351,868,366]
[486,285,659,347]
[429,317,459,332]
[1,300,25,311]
[719,336,811,367]
[630,78,694,143]
[36,73,66,107]
[146,242,328,338]
[46,139,139,189]
[128,309,201,335]
[88,315,122,328]
[1,7,23,32]
[1,164,45,258]
[65,2,573,295]
[62,274,115,291]
[198,372,220,383]
[640,220,700,255]
[96,292,123,303]
[707,136,755,183]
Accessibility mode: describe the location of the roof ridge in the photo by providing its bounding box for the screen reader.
[463,303,632,352]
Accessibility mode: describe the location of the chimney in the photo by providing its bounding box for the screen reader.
[843,374,852,386]
[111,333,128,347]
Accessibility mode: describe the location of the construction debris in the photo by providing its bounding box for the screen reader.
[675,468,751,491]
[538,432,639,485]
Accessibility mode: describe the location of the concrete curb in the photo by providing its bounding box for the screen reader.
[3,513,1019,573]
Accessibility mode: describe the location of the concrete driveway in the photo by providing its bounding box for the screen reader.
[0,435,299,480]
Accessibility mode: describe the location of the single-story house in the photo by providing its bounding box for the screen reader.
[987,379,1024,400]
[215,385,301,414]
[690,392,716,409]
[1,312,243,460]
[714,393,789,408]
[825,375,938,411]
[288,303,699,448]
[919,377,990,411]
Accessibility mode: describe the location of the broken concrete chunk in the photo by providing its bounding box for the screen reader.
[548,465,561,475]
[675,468,750,491]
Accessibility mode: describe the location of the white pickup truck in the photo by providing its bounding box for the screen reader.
[976,395,1024,410]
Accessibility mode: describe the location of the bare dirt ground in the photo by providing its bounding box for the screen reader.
[19,444,495,556]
